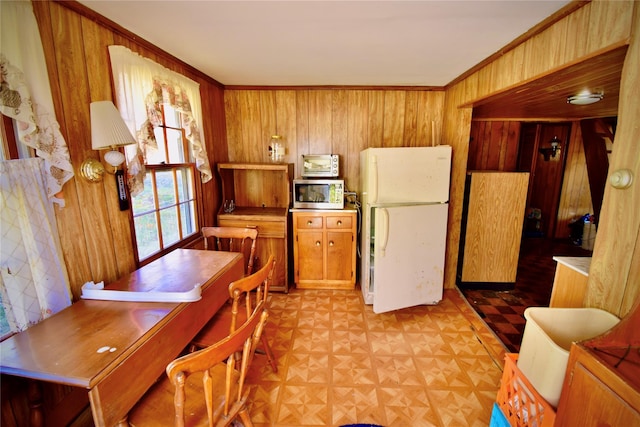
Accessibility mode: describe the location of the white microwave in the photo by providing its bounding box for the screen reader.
[293,179,344,209]
[302,154,339,178]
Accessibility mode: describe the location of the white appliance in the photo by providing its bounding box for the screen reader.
[360,146,452,313]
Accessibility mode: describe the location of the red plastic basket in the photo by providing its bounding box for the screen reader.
[495,353,556,427]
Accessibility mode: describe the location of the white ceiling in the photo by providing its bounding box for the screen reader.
[79,0,571,87]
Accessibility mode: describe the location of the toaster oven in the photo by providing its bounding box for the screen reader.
[301,154,339,178]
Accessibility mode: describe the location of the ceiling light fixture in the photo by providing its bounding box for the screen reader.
[567,92,604,105]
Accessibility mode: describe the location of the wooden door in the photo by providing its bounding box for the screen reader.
[325,231,353,281]
[296,230,324,281]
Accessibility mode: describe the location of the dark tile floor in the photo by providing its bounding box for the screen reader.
[459,237,592,352]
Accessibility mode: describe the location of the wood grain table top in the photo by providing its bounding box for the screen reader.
[0,249,241,388]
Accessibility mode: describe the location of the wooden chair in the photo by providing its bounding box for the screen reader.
[202,226,258,275]
[127,301,269,427]
[192,254,278,372]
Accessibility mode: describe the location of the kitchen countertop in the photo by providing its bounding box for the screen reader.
[552,256,591,276]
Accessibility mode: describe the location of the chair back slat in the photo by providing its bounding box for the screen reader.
[167,301,268,426]
[202,226,258,275]
[227,254,275,333]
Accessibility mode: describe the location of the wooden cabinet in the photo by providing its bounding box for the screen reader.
[292,209,357,290]
[555,297,640,427]
[549,257,591,307]
[216,163,293,292]
[555,344,640,426]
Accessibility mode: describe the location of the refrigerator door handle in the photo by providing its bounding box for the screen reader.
[370,155,378,203]
[379,207,389,256]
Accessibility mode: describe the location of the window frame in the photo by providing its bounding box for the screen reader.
[131,105,204,266]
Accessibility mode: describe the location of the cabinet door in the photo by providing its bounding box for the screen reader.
[556,361,640,426]
[326,231,354,281]
[296,231,324,281]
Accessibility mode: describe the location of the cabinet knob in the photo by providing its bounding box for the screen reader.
[337,220,342,226]
[315,241,321,246]
[307,220,313,225]
[329,241,334,246]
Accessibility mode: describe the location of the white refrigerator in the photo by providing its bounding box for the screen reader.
[360,146,452,313]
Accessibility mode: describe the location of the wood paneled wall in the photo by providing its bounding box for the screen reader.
[469,120,593,239]
[31,1,228,300]
[557,123,594,238]
[468,121,521,171]
[224,89,445,192]
[441,0,639,316]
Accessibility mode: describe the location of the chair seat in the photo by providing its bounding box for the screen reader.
[129,364,241,427]
[192,303,237,349]
[192,301,277,372]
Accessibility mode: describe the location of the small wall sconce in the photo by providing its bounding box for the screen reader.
[79,101,136,183]
[539,136,561,161]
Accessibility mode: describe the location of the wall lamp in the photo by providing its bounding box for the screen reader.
[539,135,561,161]
[80,101,136,183]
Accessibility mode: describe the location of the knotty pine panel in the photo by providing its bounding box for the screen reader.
[308,90,333,154]
[441,82,474,288]
[259,91,277,164]
[276,90,298,173]
[556,122,593,239]
[382,91,406,147]
[223,89,446,189]
[345,91,369,192]
[468,121,521,171]
[32,2,92,292]
[417,91,445,146]
[81,13,137,277]
[295,90,310,172]
[367,90,385,148]
[587,2,640,317]
[403,91,419,146]
[50,4,117,284]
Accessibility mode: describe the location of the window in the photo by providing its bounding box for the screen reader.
[131,104,199,262]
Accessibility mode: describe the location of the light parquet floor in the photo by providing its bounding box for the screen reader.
[246,288,507,427]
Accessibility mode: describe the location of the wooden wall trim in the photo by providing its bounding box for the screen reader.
[446,1,591,88]
[459,41,630,110]
[225,85,445,91]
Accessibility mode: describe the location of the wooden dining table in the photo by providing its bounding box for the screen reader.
[0,249,243,427]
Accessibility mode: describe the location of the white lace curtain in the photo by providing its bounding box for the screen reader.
[0,158,72,334]
[108,45,212,196]
[0,0,73,335]
[0,0,74,205]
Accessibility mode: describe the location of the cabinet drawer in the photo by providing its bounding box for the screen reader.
[326,215,353,229]
[218,218,285,238]
[296,216,323,229]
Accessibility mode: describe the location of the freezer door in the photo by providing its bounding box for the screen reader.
[362,146,451,204]
[372,203,448,313]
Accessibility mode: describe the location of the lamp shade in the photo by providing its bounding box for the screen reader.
[90,101,136,150]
